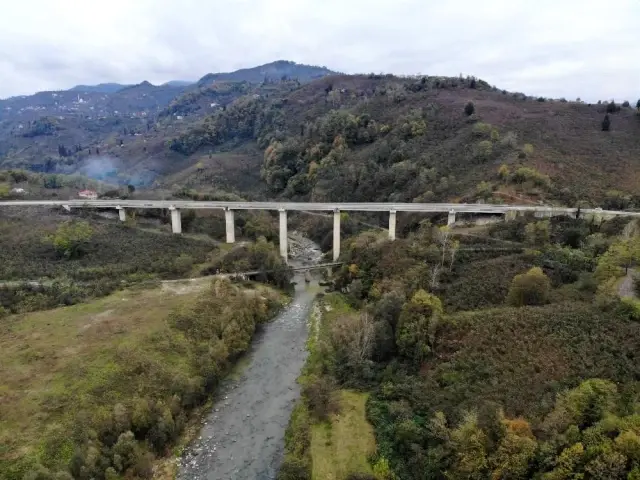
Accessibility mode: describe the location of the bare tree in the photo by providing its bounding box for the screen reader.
[449,239,460,272]
[331,312,375,363]
[429,263,441,289]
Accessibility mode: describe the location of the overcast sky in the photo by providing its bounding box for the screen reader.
[0,0,637,102]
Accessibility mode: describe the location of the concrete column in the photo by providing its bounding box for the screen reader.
[447,210,456,226]
[388,210,397,241]
[169,207,182,234]
[333,210,341,261]
[117,206,126,222]
[224,208,235,243]
[505,210,517,222]
[279,209,288,261]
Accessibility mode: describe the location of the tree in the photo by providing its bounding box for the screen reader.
[622,100,630,107]
[524,220,550,246]
[464,102,475,116]
[50,221,93,258]
[127,184,135,194]
[606,101,619,113]
[396,290,443,363]
[448,412,489,478]
[602,114,611,131]
[506,267,551,307]
[594,238,640,280]
[636,99,640,112]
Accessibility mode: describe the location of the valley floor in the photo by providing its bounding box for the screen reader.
[0,278,286,479]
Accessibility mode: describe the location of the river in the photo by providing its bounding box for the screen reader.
[177,234,322,480]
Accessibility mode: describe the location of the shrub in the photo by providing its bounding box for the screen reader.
[278,456,311,480]
[622,100,630,108]
[506,267,551,306]
[464,102,475,116]
[522,143,534,156]
[606,101,620,113]
[602,114,611,131]
[511,167,550,189]
[500,131,518,148]
[50,221,93,259]
[472,122,492,138]
[475,140,493,160]
[302,374,339,420]
[618,297,640,321]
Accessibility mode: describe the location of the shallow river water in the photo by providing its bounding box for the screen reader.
[177,240,321,479]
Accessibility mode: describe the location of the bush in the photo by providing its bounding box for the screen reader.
[302,374,339,420]
[475,140,493,160]
[464,102,475,116]
[50,221,93,259]
[619,297,640,321]
[278,456,311,480]
[506,267,551,306]
[606,101,620,113]
[472,122,492,138]
[602,114,611,131]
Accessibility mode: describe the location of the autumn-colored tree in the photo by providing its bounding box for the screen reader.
[396,290,442,363]
[594,238,640,281]
[506,267,551,306]
[447,412,489,479]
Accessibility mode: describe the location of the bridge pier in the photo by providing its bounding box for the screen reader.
[117,206,126,222]
[333,210,341,261]
[224,208,235,243]
[279,209,288,261]
[169,207,182,234]
[504,210,517,222]
[388,210,397,240]
[447,210,456,226]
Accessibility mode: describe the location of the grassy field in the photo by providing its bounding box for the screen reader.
[310,390,376,480]
[0,278,285,479]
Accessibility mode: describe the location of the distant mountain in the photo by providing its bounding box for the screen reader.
[197,60,336,87]
[69,83,131,93]
[162,80,194,88]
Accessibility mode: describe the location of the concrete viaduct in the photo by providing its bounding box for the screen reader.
[1,200,637,262]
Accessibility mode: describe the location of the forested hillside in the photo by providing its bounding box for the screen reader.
[170,75,640,206]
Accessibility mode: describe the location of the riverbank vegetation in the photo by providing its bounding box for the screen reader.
[0,278,286,479]
[280,214,640,479]
[279,294,388,480]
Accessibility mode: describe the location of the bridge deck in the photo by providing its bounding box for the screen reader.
[0,200,637,217]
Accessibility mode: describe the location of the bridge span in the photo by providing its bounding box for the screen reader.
[0,200,636,262]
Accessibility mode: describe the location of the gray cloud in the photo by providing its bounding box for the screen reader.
[0,0,637,102]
